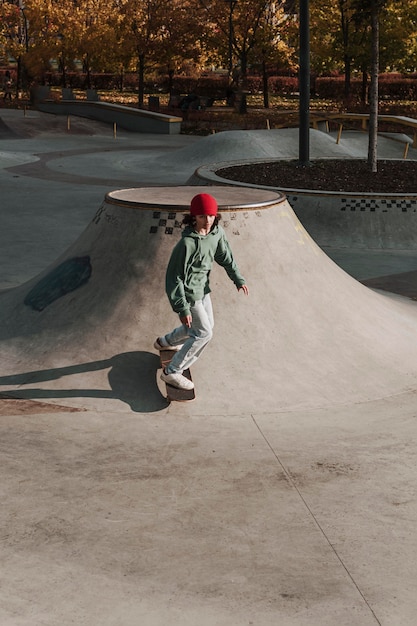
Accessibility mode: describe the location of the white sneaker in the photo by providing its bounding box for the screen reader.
[161,370,194,390]
[154,337,182,351]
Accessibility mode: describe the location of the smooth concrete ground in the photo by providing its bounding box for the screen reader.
[1,109,417,625]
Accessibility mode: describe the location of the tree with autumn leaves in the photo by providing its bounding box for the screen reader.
[119,0,203,106]
[197,0,294,83]
[309,0,417,100]
[1,0,417,104]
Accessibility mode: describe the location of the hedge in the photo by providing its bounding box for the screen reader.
[40,71,417,101]
[315,75,417,100]
[268,76,298,94]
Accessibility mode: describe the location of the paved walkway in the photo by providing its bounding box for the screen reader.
[1,108,417,626]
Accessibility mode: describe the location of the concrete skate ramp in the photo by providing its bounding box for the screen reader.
[0,116,20,139]
[2,185,417,414]
[156,127,409,172]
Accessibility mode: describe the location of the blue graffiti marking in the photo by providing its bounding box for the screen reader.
[24,256,92,311]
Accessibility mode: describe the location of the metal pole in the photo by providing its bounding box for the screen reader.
[299,0,310,166]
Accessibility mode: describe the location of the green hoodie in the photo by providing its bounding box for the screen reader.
[165,224,246,317]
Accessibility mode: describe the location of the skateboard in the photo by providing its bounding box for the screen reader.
[159,349,195,402]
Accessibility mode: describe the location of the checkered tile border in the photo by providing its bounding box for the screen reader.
[288,195,417,213]
[149,211,183,235]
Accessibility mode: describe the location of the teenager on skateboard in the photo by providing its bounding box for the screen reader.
[154,193,249,391]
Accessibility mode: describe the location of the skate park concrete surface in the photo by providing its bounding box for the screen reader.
[2,109,417,625]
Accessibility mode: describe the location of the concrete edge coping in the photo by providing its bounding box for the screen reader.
[105,186,286,211]
[193,158,417,200]
[44,98,182,123]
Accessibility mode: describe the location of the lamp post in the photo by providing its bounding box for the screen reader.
[299,0,310,166]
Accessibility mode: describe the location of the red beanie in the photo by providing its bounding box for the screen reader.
[190,193,218,216]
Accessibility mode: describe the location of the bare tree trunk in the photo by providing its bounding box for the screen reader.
[236,49,248,114]
[339,0,351,106]
[368,0,379,173]
[168,68,174,95]
[85,54,91,90]
[361,67,368,104]
[344,54,351,106]
[262,58,269,108]
[16,56,22,98]
[138,52,145,108]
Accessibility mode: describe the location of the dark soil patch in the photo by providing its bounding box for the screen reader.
[0,393,84,415]
[218,159,417,193]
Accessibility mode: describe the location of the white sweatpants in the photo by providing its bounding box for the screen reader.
[164,294,214,374]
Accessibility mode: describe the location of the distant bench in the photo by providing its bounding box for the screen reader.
[33,87,182,135]
[311,112,417,151]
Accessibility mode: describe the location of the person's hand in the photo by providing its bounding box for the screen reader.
[180,314,192,328]
[238,284,249,296]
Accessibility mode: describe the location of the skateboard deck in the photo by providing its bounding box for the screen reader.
[159,349,195,402]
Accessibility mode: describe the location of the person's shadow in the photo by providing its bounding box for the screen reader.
[0,351,169,413]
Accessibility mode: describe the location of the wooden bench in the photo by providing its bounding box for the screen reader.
[311,112,370,134]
